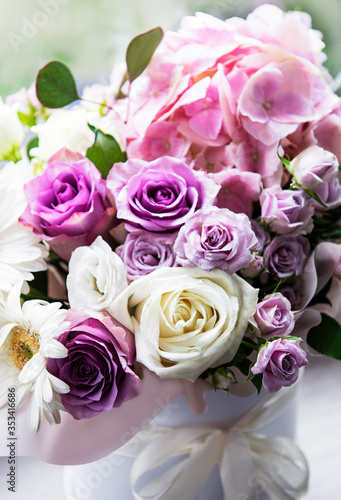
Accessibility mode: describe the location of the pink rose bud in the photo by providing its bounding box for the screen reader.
[292,145,339,190]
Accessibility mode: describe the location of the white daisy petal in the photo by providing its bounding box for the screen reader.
[47,372,70,394]
[0,323,17,347]
[0,185,47,293]
[0,284,69,430]
[43,339,68,359]
[19,354,45,384]
[29,397,42,433]
[41,373,53,404]
[16,384,32,408]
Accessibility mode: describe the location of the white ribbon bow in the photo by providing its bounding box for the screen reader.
[116,385,309,500]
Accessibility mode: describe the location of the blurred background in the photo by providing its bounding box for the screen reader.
[1,0,341,99]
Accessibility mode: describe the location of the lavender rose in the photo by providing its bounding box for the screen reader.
[251,339,308,393]
[46,311,142,420]
[311,177,341,212]
[106,156,220,232]
[116,231,177,280]
[260,188,314,236]
[253,292,295,339]
[174,207,258,274]
[291,145,339,190]
[20,149,116,260]
[264,236,310,278]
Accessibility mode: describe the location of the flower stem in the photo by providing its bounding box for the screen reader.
[241,339,259,351]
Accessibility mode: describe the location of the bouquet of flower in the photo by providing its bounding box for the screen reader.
[1,3,341,442]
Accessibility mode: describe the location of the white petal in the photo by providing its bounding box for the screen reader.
[16,384,32,408]
[28,397,42,432]
[42,339,68,359]
[0,323,16,347]
[47,372,70,394]
[41,373,53,403]
[19,353,45,384]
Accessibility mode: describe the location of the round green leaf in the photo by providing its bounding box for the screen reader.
[36,60,79,108]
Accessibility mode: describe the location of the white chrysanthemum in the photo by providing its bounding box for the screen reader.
[0,282,70,431]
[0,185,48,293]
[30,108,95,164]
[0,159,35,197]
[67,236,127,315]
[0,98,25,162]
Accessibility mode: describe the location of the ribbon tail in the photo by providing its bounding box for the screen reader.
[220,429,258,500]
[130,428,223,500]
[247,435,309,499]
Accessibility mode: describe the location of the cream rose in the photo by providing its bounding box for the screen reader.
[110,267,258,382]
[67,236,128,315]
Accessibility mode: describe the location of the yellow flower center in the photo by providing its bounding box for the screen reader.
[9,327,40,371]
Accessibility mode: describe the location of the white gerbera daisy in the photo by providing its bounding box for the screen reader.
[0,184,48,293]
[0,282,70,431]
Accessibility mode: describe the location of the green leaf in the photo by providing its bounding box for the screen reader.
[304,188,328,208]
[27,136,39,161]
[307,313,341,360]
[126,27,163,82]
[277,146,293,173]
[251,374,263,394]
[86,125,127,179]
[36,60,80,108]
[17,108,36,127]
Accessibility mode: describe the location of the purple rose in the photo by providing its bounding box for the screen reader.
[264,236,310,278]
[174,206,258,274]
[116,231,177,280]
[292,145,339,190]
[311,177,341,212]
[254,293,295,339]
[46,311,142,420]
[251,338,308,393]
[20,149,116,260]
[107,156,220,232]
[260,188,314,236]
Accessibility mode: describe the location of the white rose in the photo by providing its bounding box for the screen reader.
[67,236,128,315]
[0,98,25,161]
[110,267,258,382]
[30,108,95,162]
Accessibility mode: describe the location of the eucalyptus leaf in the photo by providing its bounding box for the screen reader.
[86,125,127,179]
[307,313,341,360]
[36,60,80,108]
[126,27,163,82]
